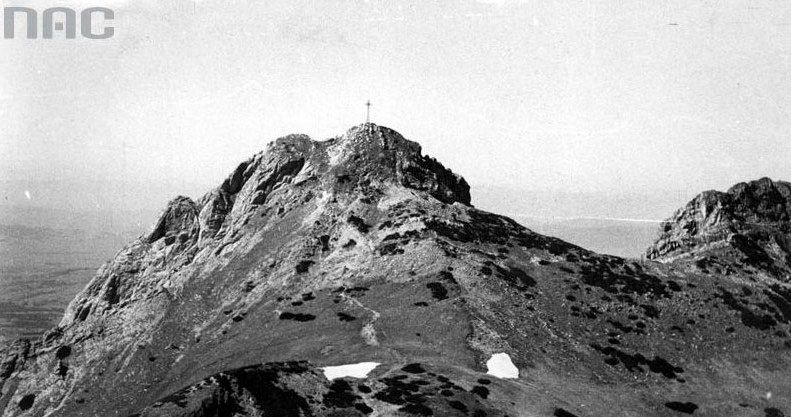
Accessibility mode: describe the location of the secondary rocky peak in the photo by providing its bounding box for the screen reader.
[146,196,198,244]
[726,177,791,223]
[646,177,791,281]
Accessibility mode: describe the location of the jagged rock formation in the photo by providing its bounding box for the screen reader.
[646,178,791,282]
[1,125,790,417]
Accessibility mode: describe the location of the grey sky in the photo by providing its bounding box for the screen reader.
[3,0,791,214]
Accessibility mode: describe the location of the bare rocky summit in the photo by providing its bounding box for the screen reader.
[647,178,791,282]
[1,125,790,417]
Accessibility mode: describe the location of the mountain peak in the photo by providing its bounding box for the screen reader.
[340,123,409,149]
[646,177,791,281]
[248,124,470,206]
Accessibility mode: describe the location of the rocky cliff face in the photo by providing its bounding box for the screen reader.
[646,178,791,282]
[1,125,791,417]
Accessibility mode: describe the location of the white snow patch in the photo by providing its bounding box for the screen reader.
[321,362,380,380]
[486,353,519,379]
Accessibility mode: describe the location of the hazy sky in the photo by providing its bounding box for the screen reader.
[3,0,791,215]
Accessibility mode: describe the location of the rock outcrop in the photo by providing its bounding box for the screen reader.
[1,125,790,417]
[646,178,791,282]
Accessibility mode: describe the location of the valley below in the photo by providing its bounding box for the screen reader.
[0,224,133,343]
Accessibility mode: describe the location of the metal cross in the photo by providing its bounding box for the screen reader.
[365,100,371,123]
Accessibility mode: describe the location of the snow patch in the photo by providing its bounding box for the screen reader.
[486,353,519,379]
[321,362,380,380]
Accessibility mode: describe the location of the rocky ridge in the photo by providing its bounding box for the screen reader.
[646,178,791,282]
[0,125,790,417]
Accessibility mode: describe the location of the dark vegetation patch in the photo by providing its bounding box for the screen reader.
[438,271,457,284]
[414,302,428,307]
[18,394,35,411]
[425,210,520,246]
[664,401,698,414]
[571,305,601,320]
[224,362,312,415]
[765,407,786,417]
[717,288,778,330]
[449,401,468,412]
[337,312,356,322]
[591,344,684,380]
[579,261,670,298]
[343,239,357,249]
[279,312,316,322]
[401,363,426,374]
[553,408,580,417]
[322,379,363,409]
[607,319,644,335]
[295,260,314,274]
[730,234,780,274]
[400,403,433,415]
[480,261,536,291]
[302,292,315,301]
[373,375,428,406]
[470,385,489,399]
[426,282,449,301]
[347,215,370,233]
[379,230,422,256]
[148,362,313,414]
[640,304,661,319]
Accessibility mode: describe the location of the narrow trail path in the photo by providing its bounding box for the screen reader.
[340,293,407,377]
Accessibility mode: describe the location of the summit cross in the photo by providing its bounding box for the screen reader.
[365,100,371,124]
